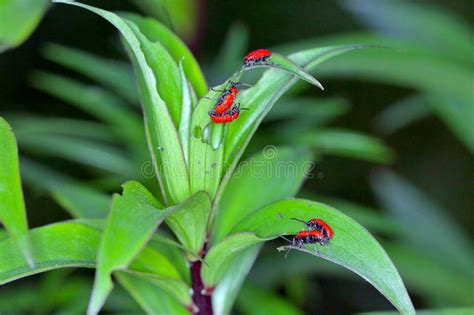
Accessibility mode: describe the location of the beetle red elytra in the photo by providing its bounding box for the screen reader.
[280,228,331,258]
[292,229,329,247]
[209,81,240,115]
[291,217,334,239]
[243,48,272,68]
[209,105,241,123]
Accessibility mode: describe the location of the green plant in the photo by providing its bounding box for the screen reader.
[0,1,417,314]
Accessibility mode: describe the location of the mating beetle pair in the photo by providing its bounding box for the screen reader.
[207,49,272,123]
[281,218,334,257]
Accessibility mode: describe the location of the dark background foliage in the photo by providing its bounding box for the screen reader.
[0,0,472,314]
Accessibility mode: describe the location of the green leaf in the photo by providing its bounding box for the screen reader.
[19,157,74,190]
[17,133,134,176]
[0,0,49,52]
[53,0,191,205]
[147,234,191,284]
[165,191,211,255]
[371,170,474,276]
[0,271,93,314]
[214,146,313,242]
[363,308,474,315]
[0,220,189,308]
[127,21,183,127]
[51,183,111,219]
[303,193,400,235]
[312,48,474,153]
[178,60,192,163]
[0,117,33,267]
[221,45,369,196]
[41,43,139,104]
[201,233,261,290]
[0,222,99,284]
[425,92,474,154]
[188,79,238,198]
[295,128,393,163]
[88,181,171,315]
[236,284,304,315]
[249,247,354,289]
[264,97,349,125]
[127,248,190,306]
[0,228,8,240]
[116,273,189,315]
[233,199,415,314]
[385,242,474,306]
[8,116,117,143]
[212,245,261,315]
[123,13,207,98]
[209,23,249,82]
[344,0,474,66]
[30,71,143,142]
[131,0,198,40]
[245,52,324,90]
[375,95,431,134]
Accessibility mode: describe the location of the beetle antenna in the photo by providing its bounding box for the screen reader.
[291,218,307,224]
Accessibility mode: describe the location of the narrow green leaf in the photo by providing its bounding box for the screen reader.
[237,284,304,315]
[178,60,192,164]
[0,0,49,52]
[233,199,415,314]
[0,117,33,267]
[123,13,207,98]
[189,78,241,197]
[19,157,74,190]
[312,48,474,153]
[30,71,143,142]
[209,23,249,82]
[165,191,211,255]
[375,95,431,134]
[385,242,474,306]
[9,116,117,143]
[363,308,474,315]
[148,234,191,284]
[131,0,198,40]
[371,170,474,276]
[53,0,191,205]
[344,0,474,66]
[0,228,8,240]
[0,222,99,284]
[130,0,174,30]
[116,273,189,315]
[245,52,324,90]
[214,146,313,242]
[302,193,400,235]
[51,183,111,219]
[425,92,474,154]
[127,21,183,127]
[264,97,349,124]
[127,248,190,306]
[41,43,139,104]
[201,233,261,290]
[249,248,354,289]
[212,245,261,315]
[65,219,191,297]
[221,45,369,197]
[88,181,171,315]
[296,128,393,163]
[17,133,134,176]
[0,220,189,309]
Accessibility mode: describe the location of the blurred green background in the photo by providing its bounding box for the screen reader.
[0,0,473,314]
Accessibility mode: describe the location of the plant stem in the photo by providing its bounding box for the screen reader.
[191,242,213,315]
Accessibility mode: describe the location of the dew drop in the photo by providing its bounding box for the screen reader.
[193,126,203,138]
